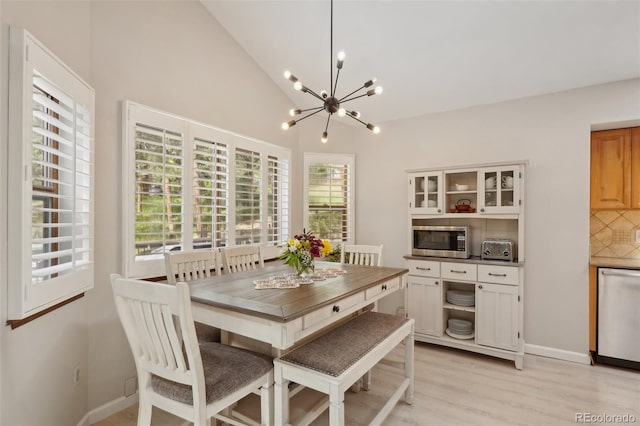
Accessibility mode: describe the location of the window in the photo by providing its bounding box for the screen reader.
[303,153,355,242]
[8,28,95,320]
[123,102,290,278]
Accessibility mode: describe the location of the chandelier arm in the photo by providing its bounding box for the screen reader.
[295,107,325,124]
[332,67,341,97]
[345,112,368,127]
[339,93,368,104]
[299,106,324,114]
[338,85,366,102]
[304,88,325,102]
[324,113,331,133]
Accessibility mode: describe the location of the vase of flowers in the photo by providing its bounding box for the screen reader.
[279,229,332,276]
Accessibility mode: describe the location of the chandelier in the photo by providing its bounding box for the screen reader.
[281,0,383,143]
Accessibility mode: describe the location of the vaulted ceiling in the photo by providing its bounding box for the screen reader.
[202,1,640,125]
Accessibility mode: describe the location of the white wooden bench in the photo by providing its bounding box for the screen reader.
[274,311,415,426]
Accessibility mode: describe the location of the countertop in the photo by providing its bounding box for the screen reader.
[404,254,524,267]
[589,256,640,269]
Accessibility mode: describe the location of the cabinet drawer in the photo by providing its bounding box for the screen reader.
[408,260,440,278]
[441,262,477,281]
[478,264,519,286]
[302,292,365,330]
[365,277,400,300]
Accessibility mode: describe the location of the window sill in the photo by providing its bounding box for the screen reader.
[6,293,85,329]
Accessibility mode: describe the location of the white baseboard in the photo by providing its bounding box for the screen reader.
[525,343,591,365]
[76,393,139,426]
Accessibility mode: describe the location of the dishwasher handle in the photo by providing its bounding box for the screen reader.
[601,270,640,279]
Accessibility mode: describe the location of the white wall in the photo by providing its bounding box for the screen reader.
[355,78,640,355]
[0,2,92,425]
[87,0,304,412]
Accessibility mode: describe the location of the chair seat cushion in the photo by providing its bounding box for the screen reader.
[280,311,409,377]
[152,342,273,405]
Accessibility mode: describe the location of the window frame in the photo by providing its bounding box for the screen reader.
[303,153,355,243]
[122,102,291,278]
[7,28,95,320]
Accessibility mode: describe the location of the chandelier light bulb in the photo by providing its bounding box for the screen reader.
[338,108,346,117]
[321,132,328,143]
[294,81,303,91]
[366,123,380,134]
[284,70,291,79]
[321,90,328,99]
[289,109,295,117]
[375,86,383,95]
[281,122,289,130]
[337,51,346,61]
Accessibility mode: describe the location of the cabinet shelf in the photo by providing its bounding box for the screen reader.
[443,303,476,312]
[446,190,477,195]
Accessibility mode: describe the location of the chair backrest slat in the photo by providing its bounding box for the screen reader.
[340,244,384,267]
[165,250,221,284]
[111,275,202,386]
[223,246,264,274]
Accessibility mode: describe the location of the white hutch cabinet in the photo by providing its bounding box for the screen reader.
[405,161,526,369]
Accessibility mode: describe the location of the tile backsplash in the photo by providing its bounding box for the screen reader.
[590,210,640,258]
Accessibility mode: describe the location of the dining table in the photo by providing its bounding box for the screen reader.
[188,261,408,356]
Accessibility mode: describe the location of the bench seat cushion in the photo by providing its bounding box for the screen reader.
[280,311,409,377]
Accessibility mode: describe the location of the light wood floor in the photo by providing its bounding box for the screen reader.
[94,342,640,425]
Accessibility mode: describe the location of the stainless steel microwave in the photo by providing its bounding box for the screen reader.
[411,225,470,259]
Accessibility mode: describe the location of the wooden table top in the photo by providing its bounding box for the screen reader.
[188,262,408,323]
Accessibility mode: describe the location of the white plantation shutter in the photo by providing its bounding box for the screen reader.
[134,124,184,257]
[193,136,229,248]
[123,102,290,277]
[304,154,355,242]
[9,28,95,320]
[268,155,289,246]
[235,148,262,245]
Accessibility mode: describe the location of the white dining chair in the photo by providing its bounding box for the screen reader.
[165,249,222,284]
[111,274,274,426]
[340,243,383,267]
[165,250,223,343]
[222,245,264,274]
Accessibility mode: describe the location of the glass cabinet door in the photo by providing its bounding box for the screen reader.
[409,172,443,214]
[477,166,520,214]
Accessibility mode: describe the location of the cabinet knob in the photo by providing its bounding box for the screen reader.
[381,284,388,291]
[435,281,439,285]
[332,305,340,313]
[478,285,483,289]
[437,209,441,213]
[480,208,485,212]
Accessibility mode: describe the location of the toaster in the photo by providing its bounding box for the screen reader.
[481,239,515,261]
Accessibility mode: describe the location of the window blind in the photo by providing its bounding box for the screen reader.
[134,124,183,256]
[8,28,95,320]
[267,155,289,246]
[235,148,261,245]
[31,72,92,282]
[307,162,351,241]
[193,137,229,248]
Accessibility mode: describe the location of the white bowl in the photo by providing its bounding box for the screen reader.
[455,184,469,191]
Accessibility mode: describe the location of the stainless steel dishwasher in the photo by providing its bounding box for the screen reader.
[597,268,640,369]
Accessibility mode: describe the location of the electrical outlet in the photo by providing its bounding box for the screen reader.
[124,377,137,397]
[635,229,640,244]
[73,365,81,387]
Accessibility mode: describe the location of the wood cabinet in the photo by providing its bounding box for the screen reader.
[590,127,640,210]
[407,276,443,337]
